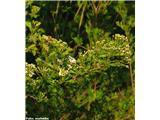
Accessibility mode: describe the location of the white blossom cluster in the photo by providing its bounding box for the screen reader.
[42,35,69,49]
[26,62,36,77]
[68,56,76,64]
[58,56,76,76]
[58,68,68,76]
[114,34,128,41]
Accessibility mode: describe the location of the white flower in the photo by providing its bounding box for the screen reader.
[59,68,68,76]
[26,63,36,77]
[42,35,48,40]
[28,72,35,77]
[68,56,76,64]
[68,64,72,69]
[30,63,36,68]
[57,59,62,64]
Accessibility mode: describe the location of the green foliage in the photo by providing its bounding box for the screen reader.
[26,1,135,119]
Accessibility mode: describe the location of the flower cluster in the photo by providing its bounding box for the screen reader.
[58,56,76,76]
[26,62,36,78]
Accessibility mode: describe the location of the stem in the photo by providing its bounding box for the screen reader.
[55,1,60,16]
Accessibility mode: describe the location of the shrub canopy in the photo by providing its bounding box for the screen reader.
[26,1,135,119]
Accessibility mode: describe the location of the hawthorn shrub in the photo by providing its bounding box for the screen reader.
[26,34,134,119]
[26,1,134,120]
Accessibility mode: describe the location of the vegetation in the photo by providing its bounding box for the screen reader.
[26,1,135,119]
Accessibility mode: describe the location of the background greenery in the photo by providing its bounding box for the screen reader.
[26,1,135,119]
